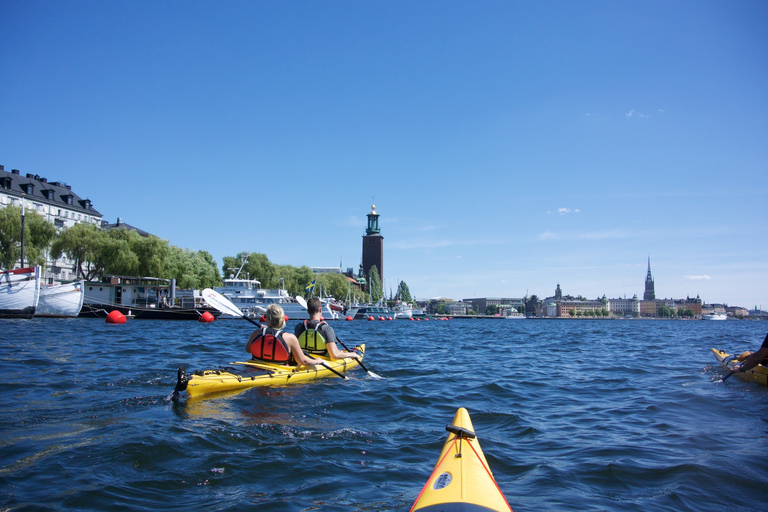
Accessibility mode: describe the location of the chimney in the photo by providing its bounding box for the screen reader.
[11,169,20,175]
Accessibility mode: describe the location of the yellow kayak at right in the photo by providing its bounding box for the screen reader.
[712,348,768,386]
[411,407,513,512]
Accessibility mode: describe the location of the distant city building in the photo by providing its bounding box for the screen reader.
[0,164,103,280]
[556,299,607,317]
[464,297,525,315]
[643,257,655,300]
[608,295,641,316]
[361,201,383,286]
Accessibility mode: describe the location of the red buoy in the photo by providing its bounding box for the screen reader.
[379,316,385,321]
[346,316,353,321]
[260,315,266,322]
[368,316,375,321]
[106,310,126,324]
[199,311,215,323]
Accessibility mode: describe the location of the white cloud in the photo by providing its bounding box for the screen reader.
[547,208,581,215]
[626,110,635,118]
[685,275,712,281]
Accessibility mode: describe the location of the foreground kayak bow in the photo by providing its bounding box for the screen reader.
[411,407,512,512]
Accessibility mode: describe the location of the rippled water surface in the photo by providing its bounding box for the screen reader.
[1,317,767,511]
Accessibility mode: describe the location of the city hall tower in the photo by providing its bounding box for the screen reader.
[362,201,383,284]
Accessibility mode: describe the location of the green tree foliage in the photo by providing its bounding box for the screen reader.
[49,222,103,279]
[368,265,383,303]
[396,280,412,302]
[222,252,276,286]
[51,224,174,280]
[0,206,57,269]
[312,271,353,301]
[165,247,222,289]
[486,305,498,315]
[276,264,314,297]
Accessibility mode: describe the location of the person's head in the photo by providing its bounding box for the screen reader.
[307,298,322,316]
[265,304,286,329]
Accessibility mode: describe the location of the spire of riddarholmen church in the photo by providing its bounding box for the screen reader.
[644,257,655,300]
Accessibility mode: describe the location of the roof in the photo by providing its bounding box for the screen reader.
[101,218,152,237]
[0,165,103,217]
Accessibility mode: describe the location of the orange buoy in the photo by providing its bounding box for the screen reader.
[199,311,215,323]
[346,316,353,321]
[409,317,414,321]
[106,310,126,324]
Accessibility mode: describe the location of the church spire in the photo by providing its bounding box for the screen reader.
[644,257,655,300]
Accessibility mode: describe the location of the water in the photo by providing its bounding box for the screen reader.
[1,317,766,511]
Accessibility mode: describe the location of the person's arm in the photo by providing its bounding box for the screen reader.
[284,334,323,366]
[326,341,360,360]
[737,346,768,372]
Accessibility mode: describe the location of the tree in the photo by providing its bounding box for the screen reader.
[486,305,498,315]
[0,206,57,269]
[165,247,222,289]
[49,222,104,280]
[313,271,352,302]
[396,281,413,302]
[368,265,383,303]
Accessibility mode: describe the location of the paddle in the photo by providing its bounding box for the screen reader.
[721,371,735,382]
[295,295,381,379]
[201,288,348,380]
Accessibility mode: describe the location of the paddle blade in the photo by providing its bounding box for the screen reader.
[295,296,308,309]
[202,288,243,318]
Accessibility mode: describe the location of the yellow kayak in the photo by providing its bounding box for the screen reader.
[411,407,512,512]
[712,348,768,386]
[173,344,365,398]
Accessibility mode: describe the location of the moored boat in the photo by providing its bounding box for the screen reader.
[0,266,41,319]
[80,276,220,320]
[712,348,768,386]
[173,345,365,398]
[703,313,727,321]
[36,280,84,317]
[410,407,513,512]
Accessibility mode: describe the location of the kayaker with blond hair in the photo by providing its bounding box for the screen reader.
[246,304,324,366]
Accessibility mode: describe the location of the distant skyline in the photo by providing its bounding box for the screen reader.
[1,1,766,308]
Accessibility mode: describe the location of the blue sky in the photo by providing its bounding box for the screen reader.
[1,1,766,307]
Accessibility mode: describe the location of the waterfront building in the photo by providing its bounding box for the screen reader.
[361,201,383,286]
[0,164,103,280]
[608,295,641,316]
[643,257,655,300]
[464,297,525,316]
[556,299,607,317]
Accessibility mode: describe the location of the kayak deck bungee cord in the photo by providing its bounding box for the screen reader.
[410,407,513,512]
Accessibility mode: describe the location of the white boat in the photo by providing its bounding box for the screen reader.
[36,280,85,317]
[702,313,727,321]
[393,301,413,319]
[504,310,525,319]
[214,264,338,320]
[0,266,41,319]
[346,301,394,320]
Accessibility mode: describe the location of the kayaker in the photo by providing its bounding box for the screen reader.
[295,298,361,361]
[246,304,324,366]
[733,332,768,373]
